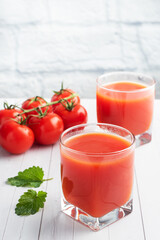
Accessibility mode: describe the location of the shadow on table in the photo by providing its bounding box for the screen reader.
[0,146,14,159]
[0,143,53,160]
[52,211,97,236]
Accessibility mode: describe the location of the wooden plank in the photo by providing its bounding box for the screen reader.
[135,100,160,240]
[1,144,52,240]
[74,219,109,240]
[108,174,145,240]
[0,148,24,240]
[39,142,74,240]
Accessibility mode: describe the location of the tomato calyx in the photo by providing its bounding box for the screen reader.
[11,114,27,125]
[3,102,25,113]
[53,83,72,96]
[61,100,76,111]
[26,96,47,106]
[53,82,64,95]
[29,107,49,119]
[3,102,16,110]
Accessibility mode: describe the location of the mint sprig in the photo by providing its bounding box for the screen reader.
[7,166,53,188]
[15,190,47,216]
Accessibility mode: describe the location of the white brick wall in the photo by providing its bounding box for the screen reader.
[0,0,48,24]
[109,0,160,23]
[17,25,124,73]
[0,28,15,71]
[0,0,160,98]
[48,0,107,24]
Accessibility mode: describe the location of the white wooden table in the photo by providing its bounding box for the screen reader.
[0,98,160,240]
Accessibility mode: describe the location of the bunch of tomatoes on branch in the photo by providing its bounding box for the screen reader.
[0,84,88,154]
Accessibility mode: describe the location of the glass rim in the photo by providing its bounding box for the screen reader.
[60,123,135,157]
[96,71,156,94]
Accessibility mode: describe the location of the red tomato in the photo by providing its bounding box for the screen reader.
[22,96,52,118]
[0,109,25,126]
[53,104,88,130]
[28,113,64,145]
[51,89,80,112]
[0,120,34,154]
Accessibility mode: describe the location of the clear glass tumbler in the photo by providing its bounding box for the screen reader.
[60,123,135,231]
[96,72,155,147]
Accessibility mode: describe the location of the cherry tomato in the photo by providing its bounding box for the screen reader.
[53,104,88,130]
[0,109,25,126]
[0,120,34,154]
[22,96,52,118]
[51,88,80,112]
[28,113,64,145]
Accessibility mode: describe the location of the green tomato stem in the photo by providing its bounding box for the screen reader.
[19,93,77,115]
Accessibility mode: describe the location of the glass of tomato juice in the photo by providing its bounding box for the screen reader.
[60,123,135,231]
[96,72,155,146]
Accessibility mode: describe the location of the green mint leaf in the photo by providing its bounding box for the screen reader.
[15,190,47,216]
[7,166,44,188]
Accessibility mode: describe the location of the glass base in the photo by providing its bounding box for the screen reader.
[61,197,133,231]
[136,131,152,147]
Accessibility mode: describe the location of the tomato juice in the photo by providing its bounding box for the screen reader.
[97,81,155,136]
[60,131,134,218]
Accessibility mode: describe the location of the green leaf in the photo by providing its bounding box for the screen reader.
[7,166,44,188]
[15,190,47,216]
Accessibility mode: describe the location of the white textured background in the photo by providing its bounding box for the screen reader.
[0,0,160,99]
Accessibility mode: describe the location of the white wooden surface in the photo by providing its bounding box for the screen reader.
[0,98,160,240]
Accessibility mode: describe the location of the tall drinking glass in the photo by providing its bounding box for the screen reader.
[60,123,135,231]
[96,72,155,146]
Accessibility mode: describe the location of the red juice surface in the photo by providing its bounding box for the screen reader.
[61,132,134,218]
[96,81,154,135]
